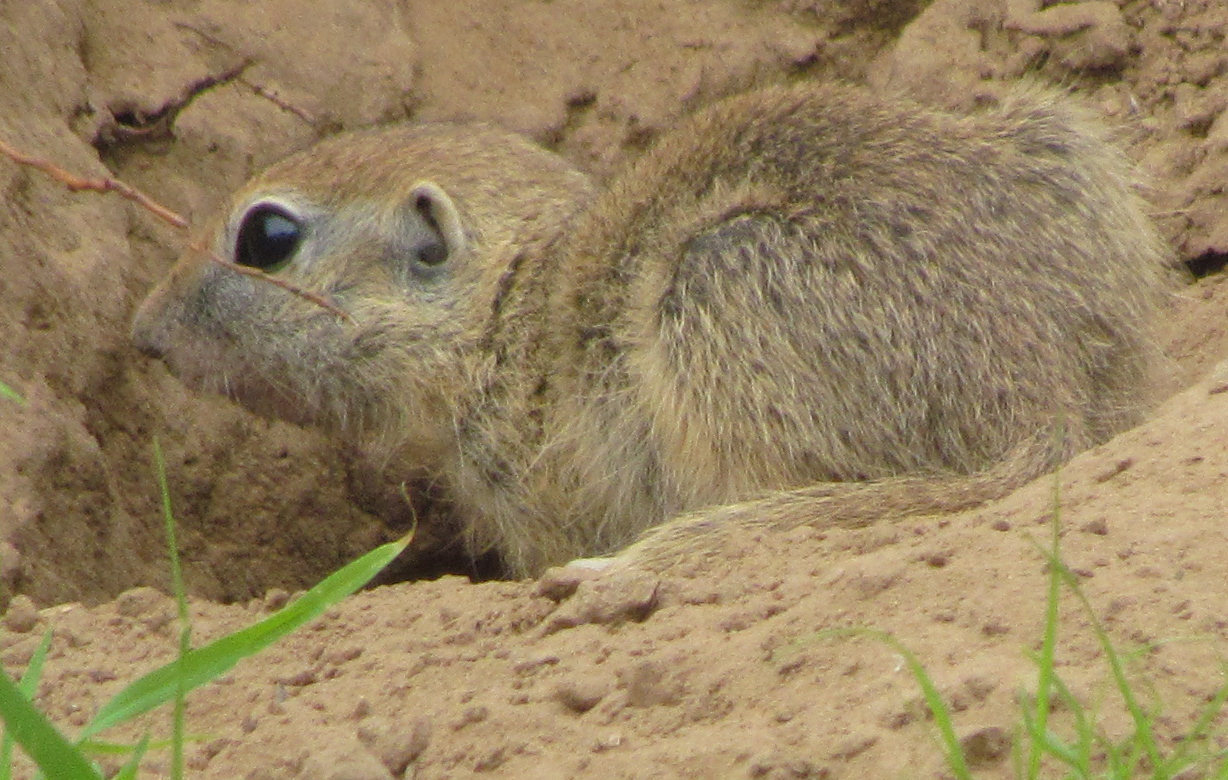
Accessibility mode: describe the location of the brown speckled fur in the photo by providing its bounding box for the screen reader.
[133,83,1172,576]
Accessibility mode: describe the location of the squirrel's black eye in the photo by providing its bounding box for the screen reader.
[235,204,302,271]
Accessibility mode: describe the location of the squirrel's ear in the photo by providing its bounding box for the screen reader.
[403,181,466,267]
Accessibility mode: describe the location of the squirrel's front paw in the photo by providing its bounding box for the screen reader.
[535,556,660,632]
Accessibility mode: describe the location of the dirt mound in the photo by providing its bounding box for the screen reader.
[1,0,1227,777]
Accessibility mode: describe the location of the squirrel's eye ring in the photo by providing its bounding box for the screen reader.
[235,204,302,271]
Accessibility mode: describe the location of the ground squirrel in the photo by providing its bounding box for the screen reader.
[132,82,1171,577]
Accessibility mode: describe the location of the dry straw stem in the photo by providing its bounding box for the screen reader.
[240,79,316,125]
[0,138,352,322]
[0,137,188,229]
[169,22,321,126]
[168,22,317,126]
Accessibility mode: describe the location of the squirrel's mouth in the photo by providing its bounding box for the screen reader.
[143,339,322,429]
[134,298,370,434]
[215,374,318,428]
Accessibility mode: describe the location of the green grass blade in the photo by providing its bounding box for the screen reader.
[80,531,411,739]
[812,628,972,779]
[1163,664,1228,775]
[79,738,173,755]
[0,631,53,780]
[1214,748,1228,780]
[0,666,103,780]
[1027,486,1063,780]
[153,438,191,780]
[110,734,149,780]
[0,382,24,405]
[1048,550,1163,775]
[1031,656,1094,775]
[875,631,971,779]
[1017,705,1085,773]
[16,633,52,699]
[1036,727,1081,769]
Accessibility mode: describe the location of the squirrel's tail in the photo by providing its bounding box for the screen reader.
[617,432,1066,571]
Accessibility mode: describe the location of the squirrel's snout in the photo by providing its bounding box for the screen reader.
[132,332,165,360]
[130,299,169,361]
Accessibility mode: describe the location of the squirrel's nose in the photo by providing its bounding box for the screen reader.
[133,336,165,360]
[130,303,168,360]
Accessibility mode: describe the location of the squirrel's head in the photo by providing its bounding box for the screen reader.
[132,123,593,458]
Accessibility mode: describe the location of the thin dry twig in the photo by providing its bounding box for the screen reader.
[0,138,352,322]
[240,78,317,125]
[185,239,350,319]
[172,21,316,125]
[0,137,188,229]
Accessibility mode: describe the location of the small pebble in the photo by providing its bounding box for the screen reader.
[451,705,488,730]
[554,675,610,713]
[625,661,681,707]
[960,725,1010,767]
[1080,518,1109,536]
[114,587,169,618]
[357,715,432,775]
[300,738,393,780]
[2,595,39,633]
[264,589,291,611]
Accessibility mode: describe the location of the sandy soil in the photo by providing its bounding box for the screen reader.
[1,0,1227,777]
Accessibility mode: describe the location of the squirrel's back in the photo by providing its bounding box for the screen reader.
[133,83,1173,575]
